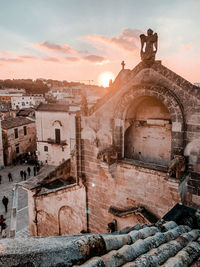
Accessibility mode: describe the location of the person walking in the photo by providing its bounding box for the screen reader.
[20,170,24,180]
[36,165,40,173]
[27,166,31,176]
[33,166,37,176]
[0,215,5,233]
[8,172,13,182]
[2,196,8,213]
[23,171,27,181]
[1,222,7,238]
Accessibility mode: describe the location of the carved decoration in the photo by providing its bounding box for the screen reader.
[167,154,185,179]
[97,145,118,165]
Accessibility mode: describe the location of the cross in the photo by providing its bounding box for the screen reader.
[121,60,125,70]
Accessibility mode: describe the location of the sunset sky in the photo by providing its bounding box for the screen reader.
[0,0,199,85]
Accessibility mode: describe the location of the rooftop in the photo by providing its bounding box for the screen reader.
[1,219,200,266]
[36,103,70,112]
[17,108,35,117]
[1,116,35,129]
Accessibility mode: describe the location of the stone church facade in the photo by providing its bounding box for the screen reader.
[78,58,200,233]
[25,30,200,236]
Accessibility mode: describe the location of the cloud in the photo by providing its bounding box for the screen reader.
[181,43,194,51]
[20,55,38,60]
[65,56,80,62]
[86,28,142,52]
[42,57,60,62]
[1,50,9,55]
[0,58,23,63]
[35,41,79,54]
[82,55,108,63]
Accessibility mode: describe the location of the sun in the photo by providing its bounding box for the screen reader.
[98,71,115,87]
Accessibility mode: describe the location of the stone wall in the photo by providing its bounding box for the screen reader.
[81,138,181,233]
[28,184,87,236]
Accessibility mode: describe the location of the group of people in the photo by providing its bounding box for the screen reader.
[0,164,41,184]
[20,165,40,180]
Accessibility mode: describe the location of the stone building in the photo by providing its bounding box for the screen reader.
[35,103,76,166]
[11,94,45,110]
[24,29,200,237]
[22,159,87,236]
[1,116,36,165]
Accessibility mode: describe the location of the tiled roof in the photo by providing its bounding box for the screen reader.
[0,220,200,266]
[1,116,35,129]
[76,221,200,267]
[36,103,69,112]
[17,108,35,117]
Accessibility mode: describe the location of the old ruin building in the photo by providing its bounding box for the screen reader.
[24,29,200,237]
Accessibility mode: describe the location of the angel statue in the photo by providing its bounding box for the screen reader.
[140,29,158,61]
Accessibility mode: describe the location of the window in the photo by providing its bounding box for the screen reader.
[44,146,48,152]
[24,126,27,136]
[22,102,25,106]
[14,128,18,139]
[55,128,61,144]
[16,145,19,154]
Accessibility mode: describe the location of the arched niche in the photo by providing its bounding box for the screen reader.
[58,205,83,235]
[113,86,185,165]
[124,96,172,166]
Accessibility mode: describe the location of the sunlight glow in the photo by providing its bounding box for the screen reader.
[98,71,115,87]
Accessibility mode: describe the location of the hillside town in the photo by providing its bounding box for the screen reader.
[0,0,200,265]
[0,28,200,266]
[0,81,107,239]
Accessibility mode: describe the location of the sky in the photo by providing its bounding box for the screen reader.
[0,0,199,85]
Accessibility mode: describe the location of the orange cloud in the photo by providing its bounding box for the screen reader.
[65,57,80,62]
[1,50,9,55]
[181,43,194,51]
[86,28,142,52]
[82,55,108,63]
[0,57,23,63]
[19,55,38,60]
[35,41,79,54]
[42,57,60,62]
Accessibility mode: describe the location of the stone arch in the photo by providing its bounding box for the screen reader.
[58,205,83,235]
[113,85,185,162]
[52,120,62,127]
